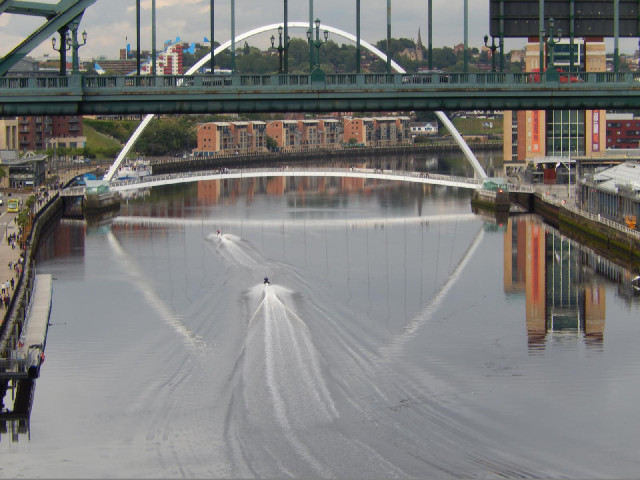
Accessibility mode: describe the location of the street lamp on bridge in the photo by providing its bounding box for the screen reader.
[51,29,70,77]
[483,34,498,73]
[271,26,290,74]
[544,17,562,82]
[307,18,328,82]
[66,22,87,75]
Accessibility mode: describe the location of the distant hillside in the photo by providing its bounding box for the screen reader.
[84,123,123,159]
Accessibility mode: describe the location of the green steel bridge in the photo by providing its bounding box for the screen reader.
[2,71,640,116]
[2,1,640,116]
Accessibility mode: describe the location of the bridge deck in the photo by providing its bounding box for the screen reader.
[2,72,640,115]
[107,167,485,192]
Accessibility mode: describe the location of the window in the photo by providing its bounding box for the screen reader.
[546,110,584,157]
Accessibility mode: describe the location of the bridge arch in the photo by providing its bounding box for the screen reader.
[104,22,486,182]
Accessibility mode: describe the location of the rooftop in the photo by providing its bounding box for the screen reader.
[590,161,640,196]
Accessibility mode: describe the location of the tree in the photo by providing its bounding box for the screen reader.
[266,136,278,151]
[431,47,458,70]
[287,38,312,72]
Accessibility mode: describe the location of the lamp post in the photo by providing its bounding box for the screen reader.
[307,18,328,82]
[67,23,87,74]
[51,28,70,76]
[271,26,289,74]
[483,34,497,72]
[545,17,562,81]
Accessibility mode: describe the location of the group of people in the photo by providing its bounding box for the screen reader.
[0,276,14,309]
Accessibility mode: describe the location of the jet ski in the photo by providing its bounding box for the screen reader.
[263,276,270,285]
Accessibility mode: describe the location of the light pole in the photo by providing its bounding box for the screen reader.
[483,34,497,72]
[545,17,562,81]
[67,22,87,74]
[307,18,328,82]
[51,28,70,76]
[271,26,289,74]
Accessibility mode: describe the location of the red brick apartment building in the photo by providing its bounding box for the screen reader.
[18,115,85,152]
[606,113,640,149]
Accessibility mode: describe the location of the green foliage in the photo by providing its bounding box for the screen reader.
[266,135,278,151]
[136,117,197,156]
[83,118,140,143]
[25,195,35,210]
[16,210,30,230]
[236,50,278,74]
[83,123,123,159]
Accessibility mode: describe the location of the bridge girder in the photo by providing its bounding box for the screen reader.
[0,81,638,115]
[0,0,97,76]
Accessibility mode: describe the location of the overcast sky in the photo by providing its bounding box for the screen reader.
[0,0,637,61]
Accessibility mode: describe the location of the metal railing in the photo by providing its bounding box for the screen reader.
[3,71,640,94]
[109,167,483,191]
[563,202,640,240]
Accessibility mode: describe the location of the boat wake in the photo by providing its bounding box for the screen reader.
[105,231,207,354]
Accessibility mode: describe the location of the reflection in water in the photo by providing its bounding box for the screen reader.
[504,215,638,351]
[0,379,34,443]
[6,165,640,477]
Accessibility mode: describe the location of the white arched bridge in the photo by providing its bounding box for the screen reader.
[61,167,498,199]
[103,21,488,183]
[109,167,484,192]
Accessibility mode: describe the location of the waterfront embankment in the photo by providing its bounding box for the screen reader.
[515,184,640,270]
[150,142,502,175]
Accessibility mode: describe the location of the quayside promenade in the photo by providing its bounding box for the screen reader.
[512,183,640,271]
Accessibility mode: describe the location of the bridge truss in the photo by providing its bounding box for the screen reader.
[0,0,96,76]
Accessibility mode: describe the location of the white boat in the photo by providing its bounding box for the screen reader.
[116,158,152,180]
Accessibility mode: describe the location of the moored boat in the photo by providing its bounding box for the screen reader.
[116,158,152,180]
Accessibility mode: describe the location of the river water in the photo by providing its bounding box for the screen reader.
[2,152,640,479]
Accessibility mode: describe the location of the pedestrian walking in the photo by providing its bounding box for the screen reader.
[10,278,14,290]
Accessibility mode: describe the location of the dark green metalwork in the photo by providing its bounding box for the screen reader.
[464,0,468,73]
[152,0,156,75]
[2,72,640,115]
[0,0,15,15]
[614,0,620,73]
[308,19,328,82]
[51,26,69,76]
[499,0,504,71]
[0,0,97,76]
[68,15,86,74]
[539,0,545,75]
[210,0,214,71]
[231,0,235,73]
[569,0,574,73]
[308,0,313,73]
[284,0,288,74]
[136,0,141,75]
[386,0,391,74]
[356,0,360,74]
[484,35,497,72]
[428,0,432,70]
[271,26,288,74]
[4,1,57,16]
[546,17,561,82]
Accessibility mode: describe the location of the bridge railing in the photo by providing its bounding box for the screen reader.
[4,72,640,94]
[109,167,483,191]
[0,75,71,90]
